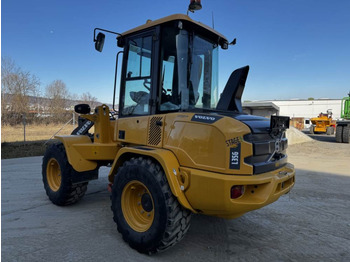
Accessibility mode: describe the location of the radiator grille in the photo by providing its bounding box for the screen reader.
[148,116,163,146]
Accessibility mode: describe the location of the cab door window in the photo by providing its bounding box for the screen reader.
[122,35,152,116]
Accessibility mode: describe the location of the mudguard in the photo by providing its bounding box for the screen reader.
[108,146,195,212]
[55,135,98,172]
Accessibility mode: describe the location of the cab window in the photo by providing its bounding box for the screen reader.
[122,35,152,115]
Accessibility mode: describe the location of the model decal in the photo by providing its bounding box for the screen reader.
[225,136,243,147]
[229,144,241,169]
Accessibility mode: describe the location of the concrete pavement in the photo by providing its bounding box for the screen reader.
[2,146,350,261]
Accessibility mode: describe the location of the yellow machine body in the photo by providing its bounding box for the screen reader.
[44,12,296,253]
[56,104,295,218]
[311,113,336,133]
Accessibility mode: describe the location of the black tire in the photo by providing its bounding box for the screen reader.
[336,125,343,143]
[309,126,314,134]
[42,143,88,206]
[326,127,332,135]
[111,157,191,254]
[343,125,350,143]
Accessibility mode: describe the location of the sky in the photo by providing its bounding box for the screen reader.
[2,0,350,104]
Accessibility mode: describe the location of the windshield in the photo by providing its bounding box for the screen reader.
[160,27,219,112]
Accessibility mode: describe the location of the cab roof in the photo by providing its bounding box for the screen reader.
[119,14,228,47]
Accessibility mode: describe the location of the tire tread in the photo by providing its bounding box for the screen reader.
[343,125,350,143]
[111,156,191,254]
[42,143,88,206]
[336,125,343,143]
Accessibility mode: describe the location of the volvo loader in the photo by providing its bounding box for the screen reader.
[42,5,295,254]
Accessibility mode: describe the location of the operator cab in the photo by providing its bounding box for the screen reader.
[115,14,229,117]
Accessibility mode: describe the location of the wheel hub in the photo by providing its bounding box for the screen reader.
[46,158,61,192]
[121,180,155,232]
[141,193,153,212]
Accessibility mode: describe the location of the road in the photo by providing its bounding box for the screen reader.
[2,140,350,261]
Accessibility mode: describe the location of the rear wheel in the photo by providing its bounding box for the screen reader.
[42,143,88,205]
[111,157,191,254]
[335,125,343,143]
[343,125,350,143]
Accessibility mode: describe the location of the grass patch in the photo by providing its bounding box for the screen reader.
[1,123,75,159]
[1,124,95,159]
[1,140,58,159]
[1,124,76,143]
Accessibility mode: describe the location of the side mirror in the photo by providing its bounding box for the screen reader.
[95,32,105,52]
[74,104,91,114]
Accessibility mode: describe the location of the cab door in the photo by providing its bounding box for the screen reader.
[119,29,160,117]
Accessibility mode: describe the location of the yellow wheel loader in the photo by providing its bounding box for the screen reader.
[309,110,336,135]
[42,9,295,254]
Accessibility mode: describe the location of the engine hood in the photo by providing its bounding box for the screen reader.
[232,114,270,134]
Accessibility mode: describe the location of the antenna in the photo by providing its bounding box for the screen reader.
[212,11,215,29]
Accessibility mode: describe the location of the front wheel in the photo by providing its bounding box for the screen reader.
[42,143,88,205]
[111,157,191,254]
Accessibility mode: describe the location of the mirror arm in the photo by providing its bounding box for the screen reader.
[94,28,122,42]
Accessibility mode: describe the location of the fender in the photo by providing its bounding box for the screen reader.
[108,146,196,213]
[55,135,98,172]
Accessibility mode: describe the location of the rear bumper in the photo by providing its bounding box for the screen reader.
[314,127,327,132]
[183,163,295,219]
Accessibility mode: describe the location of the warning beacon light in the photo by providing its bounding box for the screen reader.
[188,0,202,12]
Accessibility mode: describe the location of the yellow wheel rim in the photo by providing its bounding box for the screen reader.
[121,180,155,232]
[46,158,61,191]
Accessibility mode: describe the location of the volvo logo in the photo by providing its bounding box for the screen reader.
[191,114,222,124]
[76,121,92,135]
[194,115,216,121]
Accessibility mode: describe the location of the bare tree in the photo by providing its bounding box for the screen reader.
[45,80,71,122]
[1,57,40,125]
[80,92,99,109]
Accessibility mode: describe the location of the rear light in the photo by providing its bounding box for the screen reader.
[231,185,244,199]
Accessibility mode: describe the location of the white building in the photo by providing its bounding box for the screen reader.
[268,99,342,119]
[244,99,342,119]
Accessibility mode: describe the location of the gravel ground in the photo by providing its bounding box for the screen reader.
[2,135,350,261]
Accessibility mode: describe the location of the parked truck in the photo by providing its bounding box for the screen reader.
[335,92,350,143]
